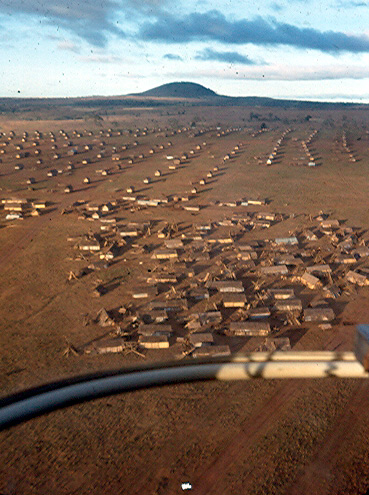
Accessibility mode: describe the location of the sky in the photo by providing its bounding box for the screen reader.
[1,0,369,102]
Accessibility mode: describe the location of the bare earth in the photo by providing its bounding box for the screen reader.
[1,106,369,494]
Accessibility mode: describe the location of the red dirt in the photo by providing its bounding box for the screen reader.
[1,110,369,494]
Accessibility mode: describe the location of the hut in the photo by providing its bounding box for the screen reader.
[268,288,295,300]
[223,293,247,308]
[229,321,270,337]
[260,265,288,276]
[274,299,302,312]
[189,333,214,347]
[304,308,335,322]
[192,345,231,358]
[151,249,178,260]
[32,200,47,209]
[164,238,183,249]
[83,177,91,184]
[346,270,369,286]
[212,281,244,292]
[139,335,170,349]
[132,286,158,299]
[154,170,161,177]
[138,324,172,337]
[300,272,322,289]
[183,205,200,212]
[249,307,271,320]
[5,212,23,220]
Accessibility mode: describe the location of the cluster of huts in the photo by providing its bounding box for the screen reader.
[216,127,242,138]
[265,128,291,166]
[65,192,369,358]
[301,129,319,167]
[1,197,47,219]
[341,131,357,162]
[0,124,232,200]
[3,124,368,359]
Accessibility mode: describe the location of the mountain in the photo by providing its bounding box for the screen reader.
[133,82,218,99]
[0,82,364,120]
[129,82,358,109]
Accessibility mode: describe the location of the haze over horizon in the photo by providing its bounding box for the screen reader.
[1,0,369,103]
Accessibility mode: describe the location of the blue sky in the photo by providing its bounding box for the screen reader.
[1,0,369,101]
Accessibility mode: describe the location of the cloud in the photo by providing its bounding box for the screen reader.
[195,47,255,64]
[139,10,369,53]
[163,53,183,60]
[167,64,369,81]
[79,55,124,64]
[336,0,367,6]
[125,0,170,12]
[270,3,285,12]
[57,39,80,53]
[1,0,125,47]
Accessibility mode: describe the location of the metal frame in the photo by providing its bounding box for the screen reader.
[0,351,367,431]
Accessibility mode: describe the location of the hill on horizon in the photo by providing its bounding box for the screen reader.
[133,82,219,99]
[127,82,360,109]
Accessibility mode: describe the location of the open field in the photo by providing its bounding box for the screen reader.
[1,104,369,494]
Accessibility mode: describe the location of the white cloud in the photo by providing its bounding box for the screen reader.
[79,54,125,64]
[168,64,369,81]
[57,40,80,53]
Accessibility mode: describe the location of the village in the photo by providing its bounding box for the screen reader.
[0,121,368,363]
[1,106,369,495]
[2,0,369,490]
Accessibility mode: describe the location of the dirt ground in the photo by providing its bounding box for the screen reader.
[1,105,369,494]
